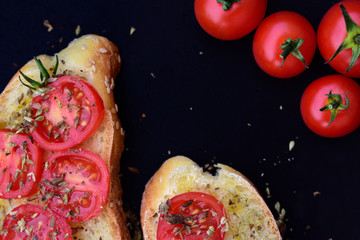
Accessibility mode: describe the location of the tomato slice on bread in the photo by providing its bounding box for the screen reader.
[157,192,227,240]
[0,130,42,199]
[1,204,72,240]
[40,150,109,222]
[30,76,104,151]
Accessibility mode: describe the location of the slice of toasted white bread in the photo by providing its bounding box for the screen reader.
[0,34,130,240]
[141,156,281,240]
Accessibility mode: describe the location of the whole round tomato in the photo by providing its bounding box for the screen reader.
[40,150,109,222]
[30,76,104,151]
[194,0,267,40]
[253,11,316,78]
[300,75,360,137]
[1,204,72,240]
[157,192,227,240]
[0,130,42,199]
[317,1,360,78]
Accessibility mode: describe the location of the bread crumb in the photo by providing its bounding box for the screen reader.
[199,51,203,55]
[313,191,321,197]
[289,140,295,151]
[128,167,139,174]
[130,27,136,35]
[168,150,171,155]
[43,20,53,32]
[247,123,252,127]
[59,37,63,43]
[150,73,156,78]
[141,113,146,119]
[115,104,118,112]
[280,105,283,110]
[189,107,193,111]
[75,25,81,36]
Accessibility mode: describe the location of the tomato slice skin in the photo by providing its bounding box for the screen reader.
[317,1,360,78]
[0,130,42,199]
[30,76,104,151]
[194,0,267,40]
[40,150,109,222]
[253,11,316,78]
[1,204,72,240]
[300,74,360,137]
[157,192,227,240]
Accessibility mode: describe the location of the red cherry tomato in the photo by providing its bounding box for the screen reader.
[40,150,109,222]
[157,192,227,240]
[0,131,42,199]
[253,11,316,78]
[30,76,104,151]
[194,0,267,40]
[1,204,72,240]
[317,1,360,78]
[300,75,360,137]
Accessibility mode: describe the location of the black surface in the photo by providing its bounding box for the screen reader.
[0,0,358,239]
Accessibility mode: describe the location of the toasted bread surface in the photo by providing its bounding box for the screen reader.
[0,34,130,240]
[141,156,281,240]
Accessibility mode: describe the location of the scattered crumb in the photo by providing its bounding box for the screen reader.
[130,27,136,35]
[75,25,81,36]
[199,51,203,55]
[260,173,264,177]
[43,20,53,32]
[313,191,321,197]
[128,167,139,174]
[280,105,283,110]
[189,107,193,111]
[59,37,63,43]
[247,123,252,127]
[168,150,171,155]
[305,225,311,230]
[141,113,146,119]
[265,187,271,199]
[150,73,156,78]
[289,140,295,151]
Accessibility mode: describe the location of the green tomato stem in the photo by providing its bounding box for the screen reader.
[326,4,360,72]
[280,38,308,69]
[319,90,350,127]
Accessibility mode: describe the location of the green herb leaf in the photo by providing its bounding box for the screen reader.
[34,57,50,82]
[52,55,59,77]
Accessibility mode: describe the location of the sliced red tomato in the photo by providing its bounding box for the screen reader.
[317,1,360,78]
[157,192,227,240]
[253,11,316,78]
[0,131,42,199]
[1,204,72,240]
[194,0,267,40]
[300,75,360,137]
[40,150,109,222]
[30,76,104,151]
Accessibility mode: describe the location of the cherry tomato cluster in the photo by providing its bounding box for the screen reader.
[194,0,360,138]
[0,74,109,239]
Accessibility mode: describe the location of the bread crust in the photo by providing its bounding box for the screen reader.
[0,34,130,240]
[141,156,281,240]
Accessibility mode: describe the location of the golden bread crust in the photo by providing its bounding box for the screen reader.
[0,34,129,240]
[141,156,281,240]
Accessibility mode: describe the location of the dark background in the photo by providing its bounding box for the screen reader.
[0,0,357,239]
